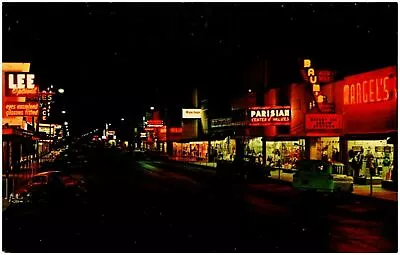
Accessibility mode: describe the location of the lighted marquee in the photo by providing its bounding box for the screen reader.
[248,106,291,126]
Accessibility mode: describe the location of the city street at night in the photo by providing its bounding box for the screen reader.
[2,2,398,253]
[3,145,397,252]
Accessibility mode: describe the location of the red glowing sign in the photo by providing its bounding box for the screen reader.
[305,114,342,130]
[3,102,39,117]
[147,119,164,127]
[248,106,291,126]
[336,66,397,134]
[168,127,182,133]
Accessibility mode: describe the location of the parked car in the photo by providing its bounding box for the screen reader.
[216,158,271,183]
[10,171,87,204]
[292,160,353,193]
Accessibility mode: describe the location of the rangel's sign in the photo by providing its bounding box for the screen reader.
[5,73,38,97]
[248,106,291,126]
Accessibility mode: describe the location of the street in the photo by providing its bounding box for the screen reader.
[2,146,397,253]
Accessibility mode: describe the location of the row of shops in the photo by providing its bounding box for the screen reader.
[138,64,397,186]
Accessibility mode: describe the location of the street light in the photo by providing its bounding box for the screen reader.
[248,89,252,93]
[61,110,66,114]
[150,106,155,110]
[64,121,69,126]
[121,118,125,121]
[58,88,65,94]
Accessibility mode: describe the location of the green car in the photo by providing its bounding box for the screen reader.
[292,160,353,193]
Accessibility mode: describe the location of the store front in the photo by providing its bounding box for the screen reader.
[209,137,236,162]
[266,139,305,169]
[346,138,394,183]
[172,141,208,161]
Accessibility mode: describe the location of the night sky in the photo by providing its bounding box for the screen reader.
[2,2,398,135]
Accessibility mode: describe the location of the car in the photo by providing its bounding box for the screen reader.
[9,171,87,205]
[216,159,271,183]
[292,160,354,193]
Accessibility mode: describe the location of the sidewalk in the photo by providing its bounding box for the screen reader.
[171,160,397,202]
[168,156,217,168]
[269,171,398,202]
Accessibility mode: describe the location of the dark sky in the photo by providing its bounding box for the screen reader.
[3,2,398,134]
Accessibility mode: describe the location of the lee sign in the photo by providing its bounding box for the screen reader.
[182,109,202,119]
[5,73,38,97]
[248,106,291,126]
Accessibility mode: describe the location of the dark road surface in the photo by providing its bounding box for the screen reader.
[3,147,398,252]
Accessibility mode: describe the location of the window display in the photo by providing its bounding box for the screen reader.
[347,140,394,180]
[210,137,236,162]
[172,141,208,161]
[266,140,305,169]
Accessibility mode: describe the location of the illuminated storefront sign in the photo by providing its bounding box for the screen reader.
[144,127,154,131]
[305,114,342,130]
[182,109,202,119]
[168,127,182,133]
[147,119,164,127]
[303,59,321,95]
[248,106,291,126]
[336,66,397,134]
[5,73,38,97]
[211,118,232,128]
[3,102,39,117]
[343,74,396,105]
[140,132,147,138]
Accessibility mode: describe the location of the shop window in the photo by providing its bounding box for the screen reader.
[347,140,394,181]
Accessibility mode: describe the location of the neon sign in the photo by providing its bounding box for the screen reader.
[343,76,393,105]
[5,73,38,97]
[4,102,39,117]
[248,106,291,126]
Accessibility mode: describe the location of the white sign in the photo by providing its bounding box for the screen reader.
[182,109,202,119]
[8,73,35,89]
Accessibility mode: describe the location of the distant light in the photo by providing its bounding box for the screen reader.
[50,85,54,88]
[108,123,112,126]
[64,121,68,126]
[248,89,252,93]
[61,110,66,114]
[121,118,125,121]
[143,116,146,121]
[150,106,155,110]
[58,88,65,94]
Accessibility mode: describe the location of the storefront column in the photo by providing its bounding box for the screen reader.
[305,138,311,160]
[339,137,348,164]
[235,138,245,161]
